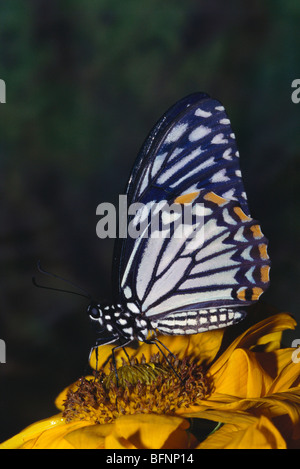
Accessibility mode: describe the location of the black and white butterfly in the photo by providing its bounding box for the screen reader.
[88,92,270,351]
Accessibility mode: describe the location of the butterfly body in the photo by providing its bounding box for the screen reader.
[90,93,270,349]
[88,301,246,344]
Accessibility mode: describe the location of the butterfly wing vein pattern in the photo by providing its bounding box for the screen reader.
[122,189,270,334]
[135,93,248,214]
[91,93,270,345]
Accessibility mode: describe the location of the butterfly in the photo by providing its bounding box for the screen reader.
[88,92,270,354]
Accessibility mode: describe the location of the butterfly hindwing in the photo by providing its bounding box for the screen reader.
[119,190,270,331]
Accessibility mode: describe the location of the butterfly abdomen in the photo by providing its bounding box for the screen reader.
[151,308,246,335]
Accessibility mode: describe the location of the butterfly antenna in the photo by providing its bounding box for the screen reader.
[32,260,93,300]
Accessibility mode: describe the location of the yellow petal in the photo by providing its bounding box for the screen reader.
[210,313,296,376]
[186,387,300,444]
[64,423,114,449]
[247,389,300,428]
[177,407,285,448]
[178,407,257,427]
[24,420,97,449]
[253,348,293,384]
[212,348,273,398]
[251,330,282,352]
[268,354,300,393]
[0,414,94,449]
[197,415,286,449]
[104,414,192,449]
[181,329,225,365]
[0,414,65,449]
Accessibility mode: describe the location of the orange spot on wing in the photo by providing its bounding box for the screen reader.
[203,192,227,206]
[259,244,269,260]
[252,287,264,300]
[237,286,264,302]
[261,265,270,283]
[234,206,251,221]
[250,224,263,239]
[174,191,200,204]
[237,288,247,301]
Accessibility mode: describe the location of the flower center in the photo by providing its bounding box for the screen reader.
[63,354,210,424]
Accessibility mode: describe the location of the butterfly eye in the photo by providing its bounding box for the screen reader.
[88,305,101,319]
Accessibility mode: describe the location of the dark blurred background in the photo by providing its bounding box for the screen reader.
[1,0,300,442]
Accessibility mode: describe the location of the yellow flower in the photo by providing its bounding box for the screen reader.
[1,307,300,449]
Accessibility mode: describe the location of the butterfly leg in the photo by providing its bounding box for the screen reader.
[154,337,178,361]
[121,346,131,364]
[111,339,133,387]
[88,344,99,372]
[88,336,119,372]
[143,338,183,383]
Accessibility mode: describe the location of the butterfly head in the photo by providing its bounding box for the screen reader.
[87,303,105,328]
[87,302,125,338]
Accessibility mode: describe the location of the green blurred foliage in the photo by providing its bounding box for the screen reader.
[0,0,299,441]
